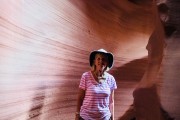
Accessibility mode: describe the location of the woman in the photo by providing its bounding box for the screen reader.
[75,49,117,120]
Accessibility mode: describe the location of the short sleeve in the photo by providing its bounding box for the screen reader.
[79,73,86,90]
[110,76,117,90]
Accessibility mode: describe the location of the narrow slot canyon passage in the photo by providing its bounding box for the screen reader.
[0,0,180,120]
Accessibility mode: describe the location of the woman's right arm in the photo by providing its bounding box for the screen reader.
[75,88,85,120]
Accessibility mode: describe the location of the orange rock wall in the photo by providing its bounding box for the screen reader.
[0,0,170,119]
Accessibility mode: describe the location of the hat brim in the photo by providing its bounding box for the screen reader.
[89,51,114,69]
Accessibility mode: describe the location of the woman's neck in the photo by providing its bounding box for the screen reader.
[92,70,106,84]
[93,70,107,80]
[93,70,104,77]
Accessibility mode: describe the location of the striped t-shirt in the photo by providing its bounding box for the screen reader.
[79,71,117,120]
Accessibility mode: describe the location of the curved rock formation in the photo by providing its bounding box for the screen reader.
[0,0,179,120]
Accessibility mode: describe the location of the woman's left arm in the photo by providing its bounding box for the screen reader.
[109,90,115,120]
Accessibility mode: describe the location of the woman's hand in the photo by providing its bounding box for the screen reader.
[75,114,80,120]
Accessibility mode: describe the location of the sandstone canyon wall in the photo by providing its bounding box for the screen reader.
[0,0,179,120]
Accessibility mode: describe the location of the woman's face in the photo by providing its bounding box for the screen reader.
[94,53,108,72]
